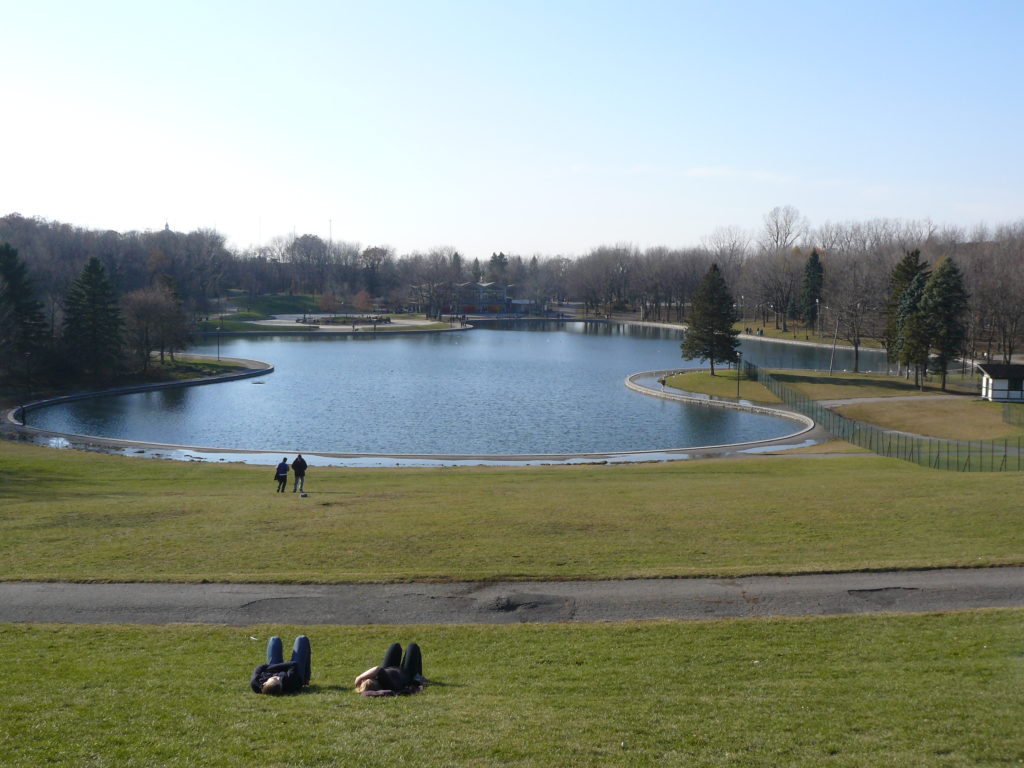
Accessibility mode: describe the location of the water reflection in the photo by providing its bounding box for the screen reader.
[29,324,885,456]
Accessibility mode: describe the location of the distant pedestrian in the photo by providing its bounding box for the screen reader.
[292,453,308,493]
[274,458,289,492]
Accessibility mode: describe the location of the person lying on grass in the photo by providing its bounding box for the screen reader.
[251,634,311,695]
[354,641,425,696]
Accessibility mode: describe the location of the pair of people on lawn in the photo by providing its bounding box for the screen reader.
[250,636,425,696]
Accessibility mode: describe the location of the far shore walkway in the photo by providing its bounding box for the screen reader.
[3,568,1021,626]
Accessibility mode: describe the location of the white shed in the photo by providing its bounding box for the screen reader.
[976,363,1024,402]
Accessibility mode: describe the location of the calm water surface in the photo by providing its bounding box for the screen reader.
[30,323,885,456]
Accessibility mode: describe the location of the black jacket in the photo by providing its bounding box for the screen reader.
[251,661,304,694]
[360,666,424,696]
[292,457,308,476]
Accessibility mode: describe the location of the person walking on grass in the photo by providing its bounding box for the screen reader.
[292,453,308,493]
[251,635,312,695]
[274,457,289,492]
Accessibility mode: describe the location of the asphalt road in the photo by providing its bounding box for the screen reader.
[2,568,1022,625]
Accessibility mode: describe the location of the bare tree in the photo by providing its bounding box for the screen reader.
[758,205,809,254]
[822,251,889,372]
[966,223,1024,364]
[122,283,190,370]
[747,249,803,331]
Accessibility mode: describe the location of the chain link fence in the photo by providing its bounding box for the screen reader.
[745,362,1023,472]
[1004,403,1024,427]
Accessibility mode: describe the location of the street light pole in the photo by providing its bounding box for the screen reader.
[21,351,31,426]
[828,314,841,376]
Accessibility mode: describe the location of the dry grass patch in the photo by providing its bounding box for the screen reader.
[836,397,1024,440]
[772,370,979,399]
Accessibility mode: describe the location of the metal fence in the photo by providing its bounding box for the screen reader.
[746,362,1023,472]
[1004,403,1024,427]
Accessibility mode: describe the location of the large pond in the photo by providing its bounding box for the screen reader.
[28,322,886,460]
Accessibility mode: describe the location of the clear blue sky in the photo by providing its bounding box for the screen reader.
[3,0,1021,258]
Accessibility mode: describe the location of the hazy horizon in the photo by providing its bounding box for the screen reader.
[3,1,1022,259]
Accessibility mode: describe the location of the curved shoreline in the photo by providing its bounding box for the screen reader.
[625,370,815,428]
[3,355,822,465]
[4,356,274,426]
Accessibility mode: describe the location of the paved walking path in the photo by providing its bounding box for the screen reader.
[3,568,1021,626]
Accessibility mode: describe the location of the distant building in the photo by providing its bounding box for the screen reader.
[976,363,1024,402]
[453,282,511,314]
[409,282,541,316]
[447,282,533,315]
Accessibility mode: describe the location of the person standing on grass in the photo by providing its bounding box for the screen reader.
[291,453,308,493]
[251,635,312,695]
[274,457,289,492]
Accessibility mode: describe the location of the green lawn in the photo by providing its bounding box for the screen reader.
[3,611,1021,767]
[148,357,249,379]
[229,293,322,315]
[665,370,781,403]
[735,321,886,348]
[2,440,1022,582]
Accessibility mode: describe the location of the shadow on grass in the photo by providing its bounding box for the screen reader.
[0,466,123,501]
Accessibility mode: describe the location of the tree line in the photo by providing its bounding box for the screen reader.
[1,207,1022,393]
[0,243,187,396]
[681,246,971,391]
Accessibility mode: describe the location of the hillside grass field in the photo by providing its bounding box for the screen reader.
[4,611,1023,767]
[2,440,1022,583]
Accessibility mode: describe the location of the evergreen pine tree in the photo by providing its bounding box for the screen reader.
[0,243,48,383]
[799,249,824,330]
[921,257,969,391]
[896,272,930,388]
[680,263,739,375]
[62,256,124,381]
[885,249,929,359]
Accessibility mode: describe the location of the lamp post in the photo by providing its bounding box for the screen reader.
[21,351,31,426]
[736,353,742,399]
[828,313,841,375]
